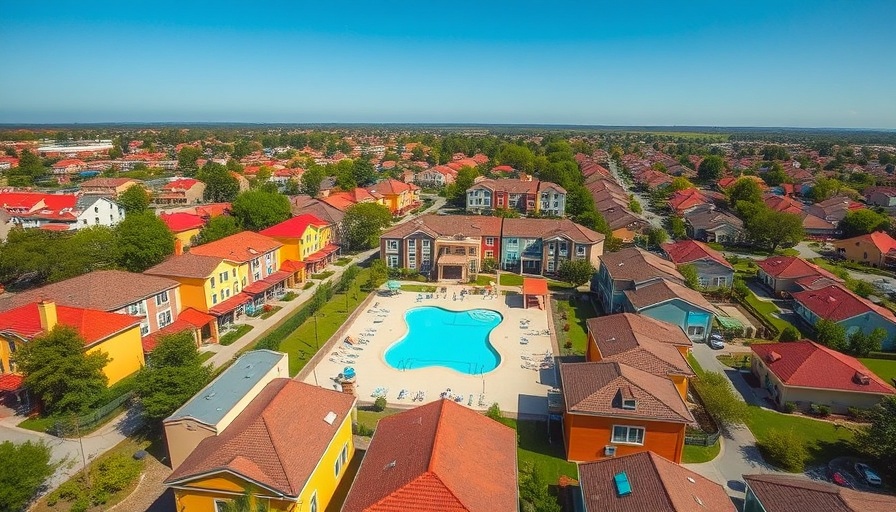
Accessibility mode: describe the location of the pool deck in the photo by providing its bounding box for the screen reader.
[300,283,558,417]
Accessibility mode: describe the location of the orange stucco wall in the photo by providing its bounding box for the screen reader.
[564,412,686,463]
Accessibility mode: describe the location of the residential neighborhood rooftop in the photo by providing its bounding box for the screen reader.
[188,231,282,262]
[0,301,141,345]
[743,473,896,512]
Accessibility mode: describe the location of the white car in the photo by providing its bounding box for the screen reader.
[855,463,882,486]
[709,339,725,350]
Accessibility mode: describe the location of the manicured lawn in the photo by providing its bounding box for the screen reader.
[400,284,437,293]
[199,351,215,363]
[742,290,800,337]
[858,357,896,384]
[499,273,525,286]
[278,268,371,376]
[474,274,497,286]
[682,440,721,463]
[356,407,401,429]
[303,281,315,290]
[335,257,353,266]
[280,291,298,301]
[556,296,598,355]
[311,270,336,280]
[731,260,757,278]
[18,415,57,433]
[502,418,578,484]
[744,406,855,470]
[219,324,253,346]
[259,305,282,319]
[717,353,751,370]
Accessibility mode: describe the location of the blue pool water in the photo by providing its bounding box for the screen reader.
[384,307,503,375]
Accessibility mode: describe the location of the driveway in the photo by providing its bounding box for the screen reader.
[607,159,666,230]
[685,343,779,500]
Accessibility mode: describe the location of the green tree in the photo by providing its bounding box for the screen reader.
[762,162,788,186]
[854,395,896,479]
[669,177,693,192]
[848,327,886,357]
[116,212,175,272]
[744,207,804,252]
[135,332,212,423]
[779,326,801,342]
[197,162,241,203]
[556,259,596,288]
[815,319,847,352]
[50,226,120,282]
[678,264,700,289]
[809,177,843,203]
[0,440,56,512]
[629,196,643,214]
[445,166,479,206]
[839,209,890,238]
[697,155,725,182]
[727,177,763,205]
[216,488,270,512]
[9,149,46,186]
[366,259,389,289]
[759,428,807,472]
[352,157,377,186]
[498,144,536,174]
[300,166,325,197]
[194,216,242,246]
[231,190,291,231]
[15,326,109,414]
[343,203,392,251]
[518,463,561,512]
[646,227,668,247]
[669,216,687,239]
[177,146,203,175]
[117,185,151,214]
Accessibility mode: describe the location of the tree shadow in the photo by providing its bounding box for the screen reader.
[516,418,567,459]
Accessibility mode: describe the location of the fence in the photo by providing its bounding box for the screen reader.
[685,429,722,447]
[48,391,134,437]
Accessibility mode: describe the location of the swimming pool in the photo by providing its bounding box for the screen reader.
[384,307,502,375]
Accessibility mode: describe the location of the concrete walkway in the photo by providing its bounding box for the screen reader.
[0,196,447,497]
[685,343,779,502]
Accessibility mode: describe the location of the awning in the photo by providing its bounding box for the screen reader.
[716,316,743,330]
[243,271,292,295]
[141,308,218,353]
[209,292,252,316]
[522,277,549,296]
[280,259,306,273]
[305,244,340,263]
[0,373,24,392]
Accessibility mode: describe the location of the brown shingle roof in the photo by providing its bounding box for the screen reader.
[188,231,282,262]
[469,178,539,194]
[381,214,502,240]
[560,362,694,424]
[586,314,694,377]
[624,280,716,313]
[342,399,517,512]
[743,473,896,512]
[165,379,356,497]
[579,451,736,512]
[661,240,732,269]
[0,270,179,313]
[144,253,225,279]
[600,247,684,285]
[503,218,604,244]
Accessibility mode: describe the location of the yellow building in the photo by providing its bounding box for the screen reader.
[144,253,249,327]
[0,301,144,386]
[159,212,207,248]
[833,231,896,269]
[260,214,338,276]
[164,379,357,512]
[369,178,419,215]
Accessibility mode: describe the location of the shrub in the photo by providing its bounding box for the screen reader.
[563,341,573,349]
[486,403,502,421]
[848,406,871,421]
[781,401,797,414]
[692,371,749,427]
[281,291,297,301]
[302,281,315,290]
[353,423,374,437]
[779,326,801,342]
[563,323,570,332]
[373,396,387,412]
[759,428,808,472]
[810,403,831,417]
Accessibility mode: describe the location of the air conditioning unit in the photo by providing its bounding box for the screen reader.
[604,446,617,457]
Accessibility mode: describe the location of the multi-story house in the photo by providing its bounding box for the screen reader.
[465,177,567,216]
[0,270,185,340]
[260,213,337,276]
[500,218,604,275]
[189,231,283,287]
[379,214,502,281]
[79,177,141,198]
[154,178,206,205]
[369,178,420,215]
[792,284,896,350]
[662,239,734,288]
[9,196,125,231]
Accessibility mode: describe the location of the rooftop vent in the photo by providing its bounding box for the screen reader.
[614,472,632,497]
[853,371,871,385]
[324,411,337,425]
[385,460,396,470]
[687,476,696,484]
[766,351,782,363]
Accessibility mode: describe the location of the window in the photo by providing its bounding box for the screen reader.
[547,260,555,272]
[220,272,228,282]
[485,237,495,246]
[622,399,637,410]
[687,325,705,336]
[252,257,260,269]
[232,268,237,277]
[335,456,342,478]
[340,443,348,465]
[422,239,431,252]
[408,239,416,251]
[485,250,494,258]
[212,294,218,305]
[214,500,230,512]
[386,240,399,252]
[713,276,727,287]
[157,310,172,328]
[210,276,216,289]
[387,255,399,268]
[577,245,586,256]
[611,425,645,445]
[155,291,169,306]
[140,322,150,337]
[309,492,318,512]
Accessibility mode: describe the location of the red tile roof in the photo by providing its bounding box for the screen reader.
[162,178,200,190]
[0,192,77,211]
[752,341,894,395]
[342,399,517,512]
[141,307,215,353]
[755,256,840,281]
[208,292,252,316]
[258,214,328,238]
[791,284,896,322]
[849,231,896,255]
[0,302,141,345]
[522,277,549,296]
[662,240,732,269]
[165,379,356,497]
[159,212,206,233]
[0,374,24,392]
[370,178,413,196]
[188,231,282,263]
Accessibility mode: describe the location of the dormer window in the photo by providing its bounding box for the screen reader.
[622,399,636,410]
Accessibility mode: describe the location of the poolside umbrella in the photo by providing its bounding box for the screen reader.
[386,280,401,293]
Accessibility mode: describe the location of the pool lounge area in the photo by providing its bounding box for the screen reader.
[301,283,558,417]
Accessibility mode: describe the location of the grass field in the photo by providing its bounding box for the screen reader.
[744,406,855,470]
[278,268,371,376]
[400,284,437,293]
[742,290,800,337]
[555,295,598,355]
[219,324,253,346]
[682,440,722,463]
[499,273,525,286]
[858,357,896,384]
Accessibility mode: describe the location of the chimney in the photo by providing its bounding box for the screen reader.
[38,300,58,332]
[174,238,184,256]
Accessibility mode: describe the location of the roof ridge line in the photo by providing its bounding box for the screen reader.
[259,389,296,494]
[428,399,447,473]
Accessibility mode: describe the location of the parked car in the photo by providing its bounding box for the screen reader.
[830,470,852,488]
[709,338,725,350]
[710,330,724,340]
[855,463,882,486]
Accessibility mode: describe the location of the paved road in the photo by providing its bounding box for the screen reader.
[684,343,779,502]
[0,195,446,497]
[607,159,666,230]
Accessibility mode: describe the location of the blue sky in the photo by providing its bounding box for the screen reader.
[1,1,894,128]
